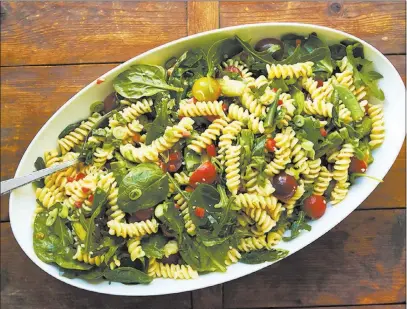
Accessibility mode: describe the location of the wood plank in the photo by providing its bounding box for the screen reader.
[0,2,187,66]
[220,1,406,54]
[224,209,406,308]
[290,306,406,309]
[192,285,223,309]
[0,223,191,309]
[187,1,219,35]
[0,55,405,221]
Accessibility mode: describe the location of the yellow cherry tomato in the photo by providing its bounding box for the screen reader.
[192,77,221,102]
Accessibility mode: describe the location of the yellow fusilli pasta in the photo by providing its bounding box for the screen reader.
[127,238,146,261]
[313,166,332,196]
[367,104,385,149]
[187,118,229,153]
[225,145,241,195]
[119,144,159,163]
[266,62,314,80]
[107,219,159,238]
[179,100,226,118]
[148,258,198,279]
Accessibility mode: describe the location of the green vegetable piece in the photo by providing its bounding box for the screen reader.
[334,84,364,121]
[113,64,183,99]
[293,115,305,127]
[283,211,312,241]
[291,87,305,115]
[356,117,373,138]
[72,222,87,242]
[118,163,169,213]
[58,119,85,139]
[145,99,169,145]
[103,267,153,284]
[240,248,289,264]
[264,89,282,133]
[90,101,104,113]
[217,78,246,97]
[155,201,185,240]
[141,234,168,259]
[46,208,59,226]
[34,157,46,171]
[184,148,202,172]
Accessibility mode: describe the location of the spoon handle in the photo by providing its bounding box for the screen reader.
[0,159,79,195]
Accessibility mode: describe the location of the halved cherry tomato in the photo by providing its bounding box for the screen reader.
[169,152,181,162]
[158,161,168,172]
[194,207,205,218]
[222,104,229,113]
[168,151,182,172]
[320,128,328,137]
[74,201,82,208]
[185,186,194,192]
[82,187,90,194]
[224,66,242,76]
[192,77,221,102]
[189,161,217,187]
[278,99,283,106]
[295,39,301,46]
[132,133,142,143]
[206,144,217,157]
[265,138,276,152]
[349,157,368,174]
[303,195,327,219]
[272,88,278,92]
[206,115,219,122]
[75,173,86,181]
[88,195,94,203]
[67,176,74,183]
[316,79,324,88]
[168,163,181,173]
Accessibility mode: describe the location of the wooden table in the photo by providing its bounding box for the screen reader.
[1,2,405,309]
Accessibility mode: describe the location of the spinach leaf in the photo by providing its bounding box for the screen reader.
[303,34,333,76]
[33,157,46,188]
[189,184,221,230]
[102,237,124,266]
[180,234,228,272]
[118,163,169,212]
[113,64,183,99]
[334,84,364,120]
[184,148,202,172]
[52,216,73,247]
[141,234,168,259]
[103,267,152,284]
[110,161,128,186]
[55,247,93,271]
[154,201,185,240]
[283,211,311,241]
[84,188,108,252]
[63,268,105,280]
[240,248,289,264]
[145,98,169,145]
[207,38,242,77]
[58,119,86,139]
[329,43,346,60]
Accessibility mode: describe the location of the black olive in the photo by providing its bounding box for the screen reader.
[272,172,298,202]
[128,208,154,223]
[103,92,117,113]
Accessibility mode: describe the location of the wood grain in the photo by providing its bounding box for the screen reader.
[0,55,405,221]
[223,210,406,308]
[192,285,223,309]
[0,2,187,66]
[187,1,219,35]
[220,1,406,54]
[0,223,191,309]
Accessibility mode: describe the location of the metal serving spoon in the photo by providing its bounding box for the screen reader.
[0,106,124,196]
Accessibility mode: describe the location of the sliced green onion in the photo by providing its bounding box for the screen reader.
[293,115,305,127]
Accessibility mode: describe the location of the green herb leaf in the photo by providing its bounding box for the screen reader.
[103,267,152,284]
[118,163,169,212]
[155,201,185,240]
[58,119,86,139]
[283,211,312,241]
[264,89,282,133]
[207,38,242,77]
[240,248,289,264]
[145,99,170,145]
[141,234,168,259]
[113,64,183,99]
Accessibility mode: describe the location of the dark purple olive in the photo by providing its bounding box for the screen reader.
[272,172,298,202]
[254,38,284,60]
[103,92,117,113]
[128,208,154,223]
[160,253,181,265]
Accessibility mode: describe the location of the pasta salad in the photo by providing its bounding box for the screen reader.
[32,33,385,284]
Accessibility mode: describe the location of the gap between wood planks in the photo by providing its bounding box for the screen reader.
[225,303,406,309]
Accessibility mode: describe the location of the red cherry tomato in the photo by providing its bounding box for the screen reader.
[75,173,86,181]
[81,187,90,194]
[185,186,194,193]
[303,195,327,219]
[169,152,181,162]
[222,104,229,113]
[295,39,301,47]
[67,176,74,183]
[224,66,242,76]
[265,138,276,152]
[278,99,283,106]
[316,79,324,88]
[206,144,217,157]
[349,157,368,174]
[132,133,142,143]
[320,128,328,137]
[194,207,205,218]
[272,88,278,92]
[158,161,168,172]
[88,195,94,203]
[189,161,217,187]
[167,151,182,172]
[74,201,82,208]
